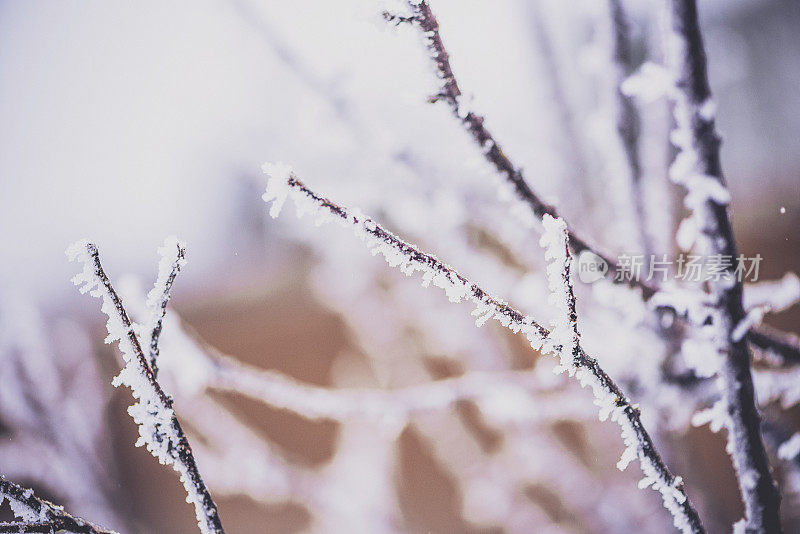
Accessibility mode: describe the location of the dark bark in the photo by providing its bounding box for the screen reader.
[667,1,781,531]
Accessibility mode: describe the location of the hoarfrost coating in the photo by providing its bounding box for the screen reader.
[67,240,225,534]
[262,165,704,533]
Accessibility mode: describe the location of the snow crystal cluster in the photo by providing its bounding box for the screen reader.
[146,236,187,327]
[0,481,50,524]
[539,214,578,371]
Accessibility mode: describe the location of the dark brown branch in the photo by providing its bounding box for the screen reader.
[749,324,800,366]
[78,244,224,534]
[0,478,115,534]
[666,1,781,530]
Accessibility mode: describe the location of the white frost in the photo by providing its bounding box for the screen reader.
[778,433,800,461]
[261,161,294,218]
[263,168,698,533]
[68,240,220,534]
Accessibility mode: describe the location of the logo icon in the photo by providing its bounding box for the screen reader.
[576,251,608,284]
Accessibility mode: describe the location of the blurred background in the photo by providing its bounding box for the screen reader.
[0,0,798,532]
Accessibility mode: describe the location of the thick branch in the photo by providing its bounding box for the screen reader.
[666,0,781,530]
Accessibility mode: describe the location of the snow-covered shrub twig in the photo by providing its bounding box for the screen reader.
[262,165,704,533]
[0,477,115,534]
[145,236,187,378]
[387,0,799,370]
[66,241,224,534]
[665,0,781,530]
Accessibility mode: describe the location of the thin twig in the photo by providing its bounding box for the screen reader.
[388,1,638,286]
[665,0,781,530]
[0,478,116,534]
[608,0,654,262]
[68,243,224,534]
[146,237,187,378]
[263,167,705,533]
[749,324,800,366]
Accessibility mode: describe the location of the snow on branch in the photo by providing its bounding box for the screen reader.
[162,327,589,424]
[263,164,704,533]
[737,273,800,341]
[66,241,224,534]
[665,0,781,530]
[750,324,800,367]
[540,215,580,373]
[145,236,187,378]
[131,271,591,426]
[384,1,623,279]
[0,477,115,534]
[386,0,799,373]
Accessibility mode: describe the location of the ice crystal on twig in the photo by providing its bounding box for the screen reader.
[67,240,224,534]
[263,165,704,533]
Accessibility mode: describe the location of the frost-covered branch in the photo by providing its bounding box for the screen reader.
[387,0,798,371]
[0,300,127,529]
[665,0,781,530]
[0,478,115,534]
[386,0,637,287]
[145,236,187,378]
[66,241,224,534]
[750,324,800,367]
[263,164,704,533]
[744,273,800,315]
[197,346,584,423]
[737,274,800,343]
[143,305,590,424]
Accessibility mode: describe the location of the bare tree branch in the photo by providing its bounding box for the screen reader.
[750,324,800,367]
[146,236,187,379]
[196,344,587,423]
[67,242,224,534]
[0,478,116,534]
[665,0,781,530]
[263,166,705,533]
[387,0,799,369]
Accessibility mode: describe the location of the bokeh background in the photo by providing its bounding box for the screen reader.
[0,0,798,532]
